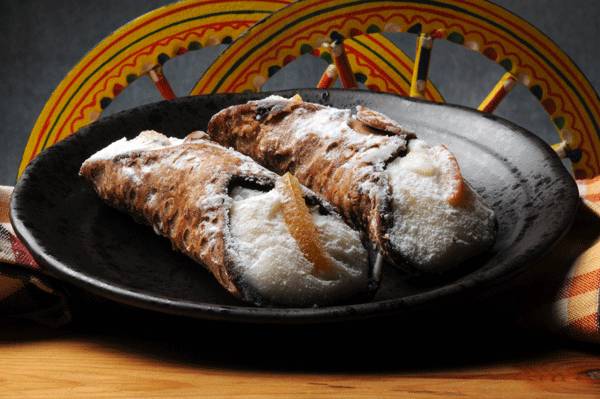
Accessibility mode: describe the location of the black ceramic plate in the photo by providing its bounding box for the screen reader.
[11,89,578,323]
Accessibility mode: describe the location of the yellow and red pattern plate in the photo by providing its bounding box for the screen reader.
[19,0,600,179]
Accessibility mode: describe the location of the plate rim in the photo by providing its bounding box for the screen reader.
[10,89,580,323]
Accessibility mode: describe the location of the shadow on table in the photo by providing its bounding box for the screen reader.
[3,298,596,375]
[1,207,598,374]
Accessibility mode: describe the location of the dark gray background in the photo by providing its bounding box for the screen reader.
[1,0,598,185]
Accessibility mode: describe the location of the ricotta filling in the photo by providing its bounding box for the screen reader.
[386,140,496,271]
[229,187,369,306]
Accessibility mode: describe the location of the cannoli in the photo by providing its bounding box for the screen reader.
[80,130,376,306]
[207,96,496,274]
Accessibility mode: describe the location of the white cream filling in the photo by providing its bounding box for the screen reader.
[387,140,496,271]
[229,187,369,306]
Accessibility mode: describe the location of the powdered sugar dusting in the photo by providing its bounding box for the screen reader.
[229,187,368,306]
[291,107,352,141]
[249,95,289,105]
[197,183,232,211]
[121,166,141,185]
[386,139,496,271]
[87,130,183,161]
[289,106,405,163]
[146,192,157,207]
[197,139,277,179]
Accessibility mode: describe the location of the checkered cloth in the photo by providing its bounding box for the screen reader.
[0,186,70,326]
[1,180,599,340]
[556,177,600,341]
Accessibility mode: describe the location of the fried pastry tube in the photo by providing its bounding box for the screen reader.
[207,96,496,274]
[80,131,376,306]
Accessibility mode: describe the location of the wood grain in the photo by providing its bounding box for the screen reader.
[1,339,599,398]
[0,318,598,399]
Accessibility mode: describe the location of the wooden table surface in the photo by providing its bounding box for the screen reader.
[1,306,599,399]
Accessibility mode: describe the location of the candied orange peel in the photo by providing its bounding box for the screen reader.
[277,172,334,278]
[436,145,466,207]
[290,93,303,103]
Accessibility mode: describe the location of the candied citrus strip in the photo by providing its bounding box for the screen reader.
[290,93,303,103]
[437,145,466,206]
[277,173,334,277]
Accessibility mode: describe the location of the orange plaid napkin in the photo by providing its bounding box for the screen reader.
[0,179,599,340]
[0,186,70,326]
[552,177,600,341]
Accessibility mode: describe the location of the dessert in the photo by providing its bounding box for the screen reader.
[80,130,377,306]
[207,95,496,273]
